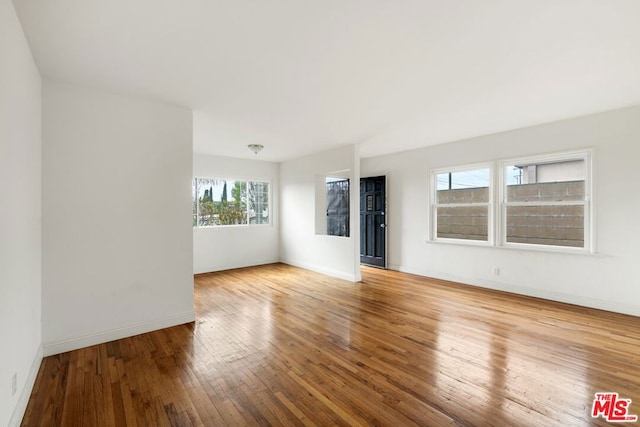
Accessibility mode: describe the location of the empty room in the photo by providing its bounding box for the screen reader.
[3,0,640,425]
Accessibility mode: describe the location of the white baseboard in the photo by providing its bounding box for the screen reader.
[283,259,359,282]
[194,258,279,275]
[43,311,196,357]
[9,344,43,427]
[389,264,640,317]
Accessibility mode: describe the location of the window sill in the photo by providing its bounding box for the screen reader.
[425,238,601,257]
[428,238,492,247]
[194,223,272,230]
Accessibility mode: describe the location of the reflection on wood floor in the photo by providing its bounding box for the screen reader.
[23,263,640,426]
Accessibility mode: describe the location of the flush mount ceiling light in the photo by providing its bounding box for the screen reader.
[248,144,264,155]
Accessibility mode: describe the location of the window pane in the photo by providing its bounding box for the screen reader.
[436,206,488,241]
[196,178,247,226]
[506,159,585,202]
[506,205,584,247]
[220,180,247,225]
[326,179,349,237]
[196,178,217,226]
[436,168,490,203]
[248,181,269,224]
[192,179,198,227]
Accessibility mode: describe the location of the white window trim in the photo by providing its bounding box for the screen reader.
[498,149,593,253]
[428,149,595,254]
[193,177,273,228]
[430,162,494,246]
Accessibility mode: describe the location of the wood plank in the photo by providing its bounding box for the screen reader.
[22,263,640,426]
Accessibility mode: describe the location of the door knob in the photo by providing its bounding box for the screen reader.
[380,224,386,228]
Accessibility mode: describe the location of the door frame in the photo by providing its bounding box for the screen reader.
[360,175,387,268]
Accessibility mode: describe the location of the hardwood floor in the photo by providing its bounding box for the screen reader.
[23,264,640,426]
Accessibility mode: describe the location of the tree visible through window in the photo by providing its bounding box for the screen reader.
[192,178,269,227]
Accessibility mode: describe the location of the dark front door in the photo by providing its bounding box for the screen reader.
[360,176,386,267]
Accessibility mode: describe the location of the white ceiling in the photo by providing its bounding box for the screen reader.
[13,0,640,162]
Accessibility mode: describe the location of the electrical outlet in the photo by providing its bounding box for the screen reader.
[492,267,500,276]
[11,372,17,396]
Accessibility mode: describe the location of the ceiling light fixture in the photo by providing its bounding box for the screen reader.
[248,144,264,155]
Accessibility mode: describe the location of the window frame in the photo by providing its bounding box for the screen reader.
[192,177,272,228]
[326,177,350,237]
[498,149,593,253]
[430,162,494,246]
[428,149,595,254]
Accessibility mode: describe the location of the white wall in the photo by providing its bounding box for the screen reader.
[362,106,640,316]
[42,80,194,355]
[193,153,280,273]
[0,2,42,425]
[280,145,361,281]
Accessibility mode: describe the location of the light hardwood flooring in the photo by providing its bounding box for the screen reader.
[22,263,640,426]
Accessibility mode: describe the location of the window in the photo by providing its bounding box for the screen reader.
[326,178,350,237]
[429,149,593,252]
[432,165,492,243]
[192,178,270,227]
[501,151,590,249]
[248,181,270,225]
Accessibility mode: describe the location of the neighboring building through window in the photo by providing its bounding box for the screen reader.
[433,165,492,243]
[192,178,270,227]
[501,152,590,249]
[429,149,592,252]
